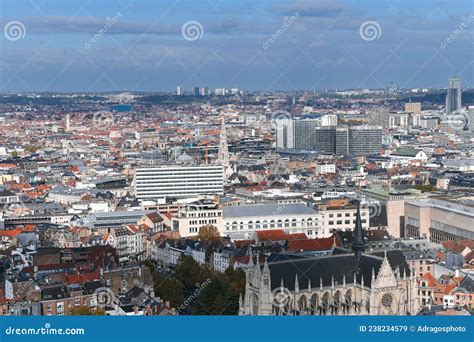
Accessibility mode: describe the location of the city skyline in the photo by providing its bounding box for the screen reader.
[1,0,473,92]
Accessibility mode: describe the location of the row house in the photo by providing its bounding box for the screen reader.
[152,238,206,270]
[103,225,145,263]
[40,280,106,315]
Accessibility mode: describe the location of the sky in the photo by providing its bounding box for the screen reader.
[0,0,473,92]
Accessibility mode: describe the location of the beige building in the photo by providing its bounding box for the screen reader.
[404,102,421,115]
[361,188,428,238]
[172,199,223,237]
[404,196,474,243]
[316,198,370,234]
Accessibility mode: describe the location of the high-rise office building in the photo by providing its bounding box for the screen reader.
[314,127,337,154]
[275,119,294,149]
[293,119,320,150]
[404,102,421,115]
[134,164,224,199]
[176,86,184,96]
[192,87,200,97]
[445,77,462,114]
[367,108,390,128]
[199,87,210,96]
[276,119,382,156]
[321,114,338,126]
[347,126,383,156]
[469,106,474,132]
[215,88,226,96]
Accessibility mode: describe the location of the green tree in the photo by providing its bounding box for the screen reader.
[161,277,184,307]
[174,256,212,290]
[197,225,221,242]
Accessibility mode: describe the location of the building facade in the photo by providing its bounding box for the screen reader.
[134,165,224,199]
[223,203,324,240]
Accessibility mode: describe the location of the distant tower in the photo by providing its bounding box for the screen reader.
[66,113,70,131]
[352,203,366,262]
[446,77,462,114]
[217,116,230,177]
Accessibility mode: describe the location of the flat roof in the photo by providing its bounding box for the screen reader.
[223,203,318,218]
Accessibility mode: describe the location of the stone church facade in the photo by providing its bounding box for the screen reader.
[239,207,421,316]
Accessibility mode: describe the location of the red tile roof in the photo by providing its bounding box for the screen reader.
[65,272,100,285]
[287,236,340,252]
[256,229,287,242]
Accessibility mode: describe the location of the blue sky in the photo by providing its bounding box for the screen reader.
[0,0,472,92]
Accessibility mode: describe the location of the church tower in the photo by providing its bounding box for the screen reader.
[217,116,231,179]
[352,203,366,261]
[65,113,70,131]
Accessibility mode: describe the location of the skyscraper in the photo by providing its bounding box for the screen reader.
[192,87,200,97]
[445,77,462,114]
[275,119,382,156]
[293,119,320,150]
[275,119,294,149]
[176,86,184,96]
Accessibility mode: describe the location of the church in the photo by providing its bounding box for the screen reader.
[239,206,421,316]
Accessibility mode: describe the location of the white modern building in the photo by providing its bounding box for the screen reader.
[222,203,324,240]
[172,200,224,237]
[134,164,224,200]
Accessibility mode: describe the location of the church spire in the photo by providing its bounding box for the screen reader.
[352,202,366,262]
[217,116,230,169]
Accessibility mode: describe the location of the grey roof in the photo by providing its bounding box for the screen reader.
[267,250,410,291]
[223,203,317,218]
